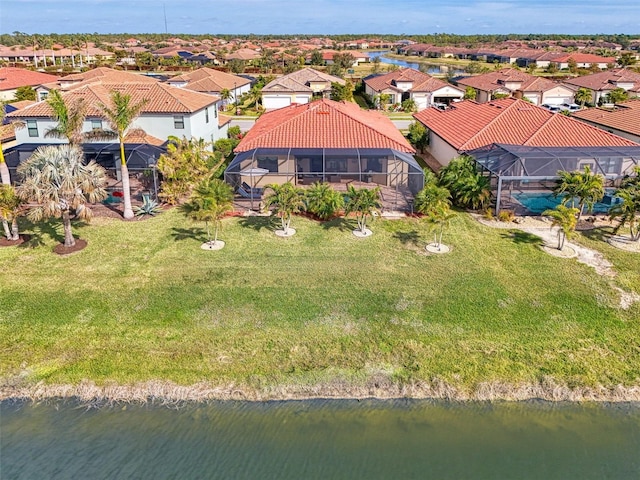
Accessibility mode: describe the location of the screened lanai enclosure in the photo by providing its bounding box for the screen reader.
[467,144,640,214]
[225,147,425,208]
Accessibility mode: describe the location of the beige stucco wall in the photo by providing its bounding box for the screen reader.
[427,133,459,167]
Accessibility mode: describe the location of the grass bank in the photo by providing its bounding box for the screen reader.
[1,209,639,401]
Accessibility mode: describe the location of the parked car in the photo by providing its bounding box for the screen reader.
[560,103,581,112]
[541,104,562,113]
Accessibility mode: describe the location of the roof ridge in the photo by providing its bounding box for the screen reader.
[461,99,519,149]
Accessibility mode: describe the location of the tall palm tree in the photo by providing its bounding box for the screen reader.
[263,182,306,235]
[181,176,234,248]
[0,184,22,241]
[17,145,107,247]
[44,89,89,146]
[542,205,579,250]
[344,185,382,235]
[98,91,148,219]
[304,182,344,220]
[609,188,640,242]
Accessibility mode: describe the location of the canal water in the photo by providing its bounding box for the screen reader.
[2,399,639,479]
[367,50,465,76]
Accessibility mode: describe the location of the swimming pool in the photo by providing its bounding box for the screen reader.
[512,191,621,215]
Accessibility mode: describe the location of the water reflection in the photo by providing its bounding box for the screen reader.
[2,399,639,479]
[367,50,464,76]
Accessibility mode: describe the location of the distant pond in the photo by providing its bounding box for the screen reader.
[367,50,465,76]
[2,399,639,479]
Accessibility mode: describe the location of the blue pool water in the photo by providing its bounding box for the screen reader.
[513,191,620,215]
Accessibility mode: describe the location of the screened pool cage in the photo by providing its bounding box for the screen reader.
[466,144,640,214]
[225,147,425,200]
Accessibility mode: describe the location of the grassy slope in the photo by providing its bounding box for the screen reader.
[0,209,638,393]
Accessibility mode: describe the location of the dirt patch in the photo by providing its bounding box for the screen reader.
[53,238,88,256]
[608,235,640,253]
[0,234,30,247]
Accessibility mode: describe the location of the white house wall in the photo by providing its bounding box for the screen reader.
[428,133,459,166]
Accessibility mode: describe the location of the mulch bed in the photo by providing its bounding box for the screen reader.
[53,238,88,256]
[0,234,30,247]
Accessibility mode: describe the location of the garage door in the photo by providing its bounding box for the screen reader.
[544,96,572,106]
[263,95,292,110]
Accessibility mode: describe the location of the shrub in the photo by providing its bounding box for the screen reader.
[497,210,515,222]
[484,207,494,220]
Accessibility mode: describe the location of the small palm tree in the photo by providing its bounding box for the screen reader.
[98,91,148,220]
[263,182,305,236]
[17,145,107,248]
[609,188,640,242]
[414,183,455,250]
[220,88,232,108]
[542,205,579,250]
[304,182,344,220]
[344,185,382,235]
[574,87,591,108]
[0,184,22,241]
[426,204,456,251]
[555,166,604,221]
[181,177,234,248]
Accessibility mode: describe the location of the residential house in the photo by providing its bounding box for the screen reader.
[0,68,60,102]
[321,50,369,66]
[261,68,344,110]
[6,82,229,176]
[225,99,423,202]
[549,53,615,70]
[412,98,638,167]
[571,99,640,144]
[224,49,261,63]
[166,67,251,106]
[455,68,575,105]
[363,68,464,111]
[562,68,640,105]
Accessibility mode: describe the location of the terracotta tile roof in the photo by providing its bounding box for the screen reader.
[225,49,260,61]
[123,131,166,146]
[0,123,18,143]
[262,68,344,93]
[235,98,415,153]
[456,68,560,93]
[168,67,251,92]
[0,67,60,92]
[8,82,219,118]
[364,68,455,93]
[218,113,232,128]
[552,53,616,64]
[413,98,638,151]
[571,99,640,137]
[563,68,640,92]
[6,100,35,110]
[60,67,157,87]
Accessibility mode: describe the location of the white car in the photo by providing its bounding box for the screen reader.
[541,104,562,113]
[560,103,581,112]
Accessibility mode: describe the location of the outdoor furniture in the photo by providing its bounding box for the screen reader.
[237,185,262,199]
[241,182,263,196]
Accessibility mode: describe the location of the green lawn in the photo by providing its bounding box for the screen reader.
[1,209,639,395]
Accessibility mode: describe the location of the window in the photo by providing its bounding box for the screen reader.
[38,91,49,101]
[205,108,209,123]
[174,116,185,129]
[214,107,218,118]
[91,119,102,130]
[257,157,279,172]
[27,120,38,137]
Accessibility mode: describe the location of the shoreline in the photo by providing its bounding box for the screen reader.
[3,379,640,405]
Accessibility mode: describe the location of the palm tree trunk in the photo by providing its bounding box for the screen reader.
[438,223,444,247]
[119,141,134,219]
[558,230,564,250]
[2,219,11,240]
[205,220,211,244]
[11,218,19,241]
[213,220,219,244]
[62,210,75,247]
[0,154,11,185]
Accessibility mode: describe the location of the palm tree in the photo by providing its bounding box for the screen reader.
[219,88,232,108]
[44,89,90,146]
[98,91,148,219]
[263,182,305,236]
[438,155,491,210]
[574,87,591,108]
[181,176,234,248]
[304,182,344,220]
[414,183,455,250]
[0,184,22,241]
[542,205,579,250]
[344,185,382,236]
[555,166,604,221]
[17,145,107,248]
[609,188,640,242]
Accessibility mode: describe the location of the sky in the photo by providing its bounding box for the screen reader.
[2,0,640,36]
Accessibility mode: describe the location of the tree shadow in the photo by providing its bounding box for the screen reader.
[238,216,274,232]
[320,217,352,232]
[171,226,205,243]
[393,229,422,246]
[17,218,63,247]
[580,226,615,243]
[500,230,544,246]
